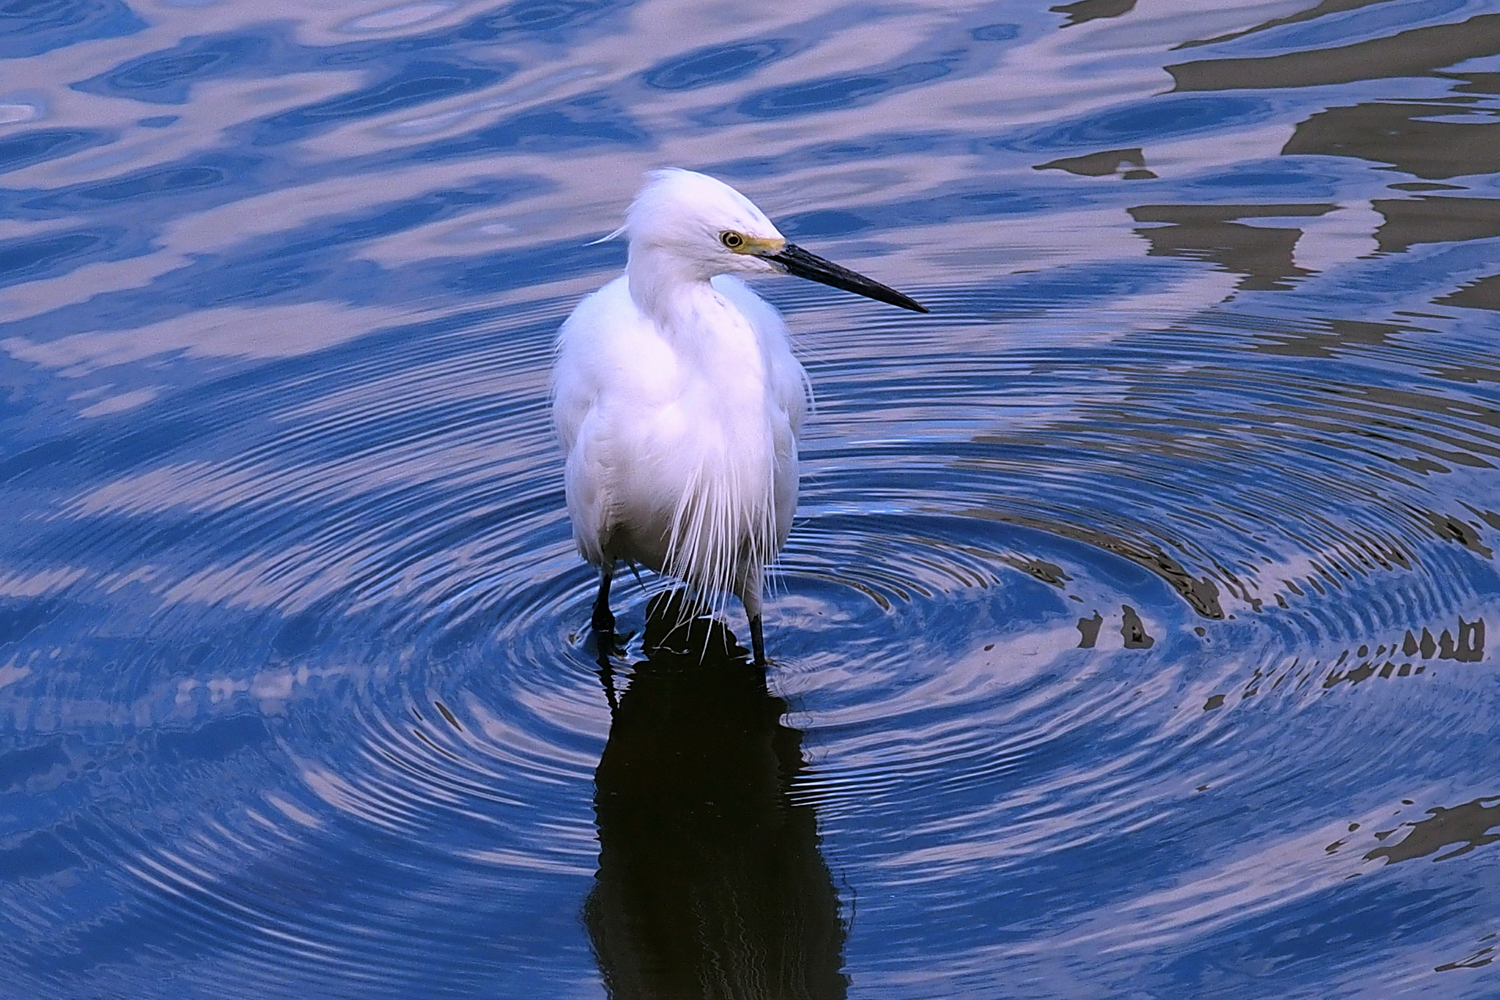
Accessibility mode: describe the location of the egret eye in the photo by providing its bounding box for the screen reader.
[720,231,745,250]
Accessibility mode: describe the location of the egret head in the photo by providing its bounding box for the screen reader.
[624,168,785,277]
[621,168,928,313]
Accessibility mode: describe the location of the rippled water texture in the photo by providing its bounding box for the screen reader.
[3,1,1500,997]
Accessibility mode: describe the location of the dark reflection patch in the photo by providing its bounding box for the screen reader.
[1285,103,1500,180]
[1423,511,1493,557]
[1129,203,1336,290]
[1435,941,1496,972]
[1050,0,1136,28]
[1370,196,1500,252]
[586,591,847,1000]
[252,62,510,144]
[1076,611,1103,648]
[1176,0,1404,50]
[432,700,461,731]
[1438,273,1500,312]
[0,0,146,59]
[963,508,1224,618]
[1340,383,1500,466]
[735,59,956,118]
[1002,556,1070,587]
[642,39,790,91]
[1452,73,1500,95]
[1440,618,1486,662]
[0,128,113,176]
[1168,13,1500,91]
[1365,796,1500,865]
[1325,618,1485,686]
[1035,147,1154,178]
[1250,318,1400,358]
[1120,605,1155,648]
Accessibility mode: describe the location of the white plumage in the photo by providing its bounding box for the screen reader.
[552,168,925,664]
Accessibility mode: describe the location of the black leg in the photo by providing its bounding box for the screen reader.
[739,572,767,667]
[749,614,766,667]
[591,569,615,633]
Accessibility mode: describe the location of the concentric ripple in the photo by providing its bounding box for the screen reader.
[9,272,1495,996]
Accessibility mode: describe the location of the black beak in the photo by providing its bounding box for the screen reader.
[760,243,929,314]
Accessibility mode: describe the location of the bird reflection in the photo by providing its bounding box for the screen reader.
[585,591,848,1000]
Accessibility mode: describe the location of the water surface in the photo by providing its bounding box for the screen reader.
[3,1,1500,997]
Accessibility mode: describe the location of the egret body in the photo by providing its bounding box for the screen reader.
[552,169,926,664]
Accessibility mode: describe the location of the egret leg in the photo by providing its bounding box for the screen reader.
[591,566,615,633]
[740,575,766,667]
[749,615,766,667]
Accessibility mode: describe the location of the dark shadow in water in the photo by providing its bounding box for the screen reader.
[1035,147,1156,179]
[1249,318,1400,359]
[1167,13,1500,91]
[1366,796,1500,864]
[584,592,848,1000]
[1175,0,1400,50]
[1285,102,1500,182]
[1128,203,1335,290]
[1322,617,1486,687]
[1370,196,1500,253]
[1439,274,1500,312]
[1120,605,1155,649]
[959,507,1226,618]
[1050,0,1136,28]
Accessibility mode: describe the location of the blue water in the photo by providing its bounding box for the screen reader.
[3,1,1500,997]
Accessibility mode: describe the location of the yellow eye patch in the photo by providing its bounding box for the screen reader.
[719,231,785,255]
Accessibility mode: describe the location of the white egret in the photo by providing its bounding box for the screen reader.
[552,168,927,665]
